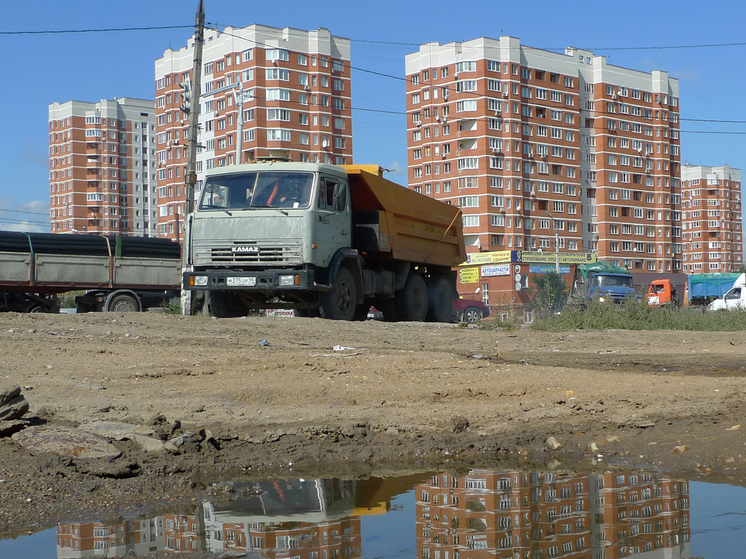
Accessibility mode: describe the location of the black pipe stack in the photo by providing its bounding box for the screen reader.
[0,232,181,259]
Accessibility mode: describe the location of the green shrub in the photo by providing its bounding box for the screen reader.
[531,298,746,331]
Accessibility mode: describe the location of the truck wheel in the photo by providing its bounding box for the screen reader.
[462,306,482,324]
[208,291,246,318]
[426,278,453,323]
[396,274,428,321]
[319,266,357,320]
[107,294,140,312]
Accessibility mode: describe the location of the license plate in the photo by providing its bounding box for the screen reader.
[227,276,256,286]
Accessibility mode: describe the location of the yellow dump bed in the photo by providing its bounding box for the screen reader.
[342,165,465,269]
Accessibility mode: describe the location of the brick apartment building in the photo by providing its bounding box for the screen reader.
[406,37,682,302]
[153,24,352,240]
[48,98,158,236]
[680,164,743,273]
[415,469,690,559]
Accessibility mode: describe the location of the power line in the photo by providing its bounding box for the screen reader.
[579,41,746,52]
[0,24,194,36]
[0,208,49,216]
[0,217,50,226]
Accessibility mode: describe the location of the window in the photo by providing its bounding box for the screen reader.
[455,61,477,73]
[456,80,477,92]
[265,68,289,81]
[462,215,480,227]
[266,49,289,62]
[266,88,291,101]
[266,129,291,141]
[266,109,290,121]
[456,100,477,112]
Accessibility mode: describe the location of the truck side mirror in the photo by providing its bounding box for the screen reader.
[333,183,347,212]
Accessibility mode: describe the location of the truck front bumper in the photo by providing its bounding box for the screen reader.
[183,269,322,292]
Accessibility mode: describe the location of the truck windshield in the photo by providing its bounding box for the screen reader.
[199,171,314,211]
[591,275,633,288]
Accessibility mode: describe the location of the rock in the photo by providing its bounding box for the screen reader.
[78,421,144,440]
[634,420,656,428]
[672,445,689,454]
[12,426,122,460]
[586,442,599,453]
[451,416,470,434]
[545,436,564,451]
[606,435,620,442]
[82,460,140,479]
[164,441,179,454]
[0,420,26,438]
[131,434,165,453]
[0,395,29,421]
[0,385,21,406]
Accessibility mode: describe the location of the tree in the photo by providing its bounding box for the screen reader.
[529,271,567,313]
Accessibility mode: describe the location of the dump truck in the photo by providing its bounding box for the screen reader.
[687,272,743,306]
[566,261,636,306]
[183,162,466,321]
[0,232,181,313]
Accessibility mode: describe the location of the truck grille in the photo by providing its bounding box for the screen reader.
[204,244,302,266]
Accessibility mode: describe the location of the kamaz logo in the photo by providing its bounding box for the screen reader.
[231,246,260,254]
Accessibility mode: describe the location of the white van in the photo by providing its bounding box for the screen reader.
[707,273,746,311]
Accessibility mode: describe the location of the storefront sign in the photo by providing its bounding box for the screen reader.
[462,251,512,265]
[480,264,511,277]
[459,267,480,284]
[514,251,596,264]
[529,265,571,274]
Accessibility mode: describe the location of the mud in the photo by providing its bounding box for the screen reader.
[1,312,745,536]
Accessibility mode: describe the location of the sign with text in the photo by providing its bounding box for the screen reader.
[515,251,597,264]
[529,265,571,274]
[481,264,511,277]
[462,250,512,265]
[459,267,480,284]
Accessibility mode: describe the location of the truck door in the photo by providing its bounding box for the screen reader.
[724,286,744,310]
[315,176,351,266]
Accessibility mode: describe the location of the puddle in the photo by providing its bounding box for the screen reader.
[2,468,744,558]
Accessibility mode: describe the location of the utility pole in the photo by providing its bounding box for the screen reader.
[555,233,560,273]
[184,0,205,219]
[181,0,205,315]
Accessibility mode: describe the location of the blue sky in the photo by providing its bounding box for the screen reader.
[2,0,745,232]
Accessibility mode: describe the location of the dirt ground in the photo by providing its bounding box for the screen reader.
[1,311,745,536]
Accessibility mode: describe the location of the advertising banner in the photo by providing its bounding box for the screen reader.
[529,265,571,274]
[514,251,596,265]
[481,264,511,277]
[459,267,480,284]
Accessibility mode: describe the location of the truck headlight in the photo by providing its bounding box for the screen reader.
[598,296,606,303]
[192,275,208,287]
[279,274,299,286]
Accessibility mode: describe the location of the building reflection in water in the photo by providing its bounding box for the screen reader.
[416,470,690,559]
[55,470,689,558]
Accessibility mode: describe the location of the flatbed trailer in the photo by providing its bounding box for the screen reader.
[0,232,181,313]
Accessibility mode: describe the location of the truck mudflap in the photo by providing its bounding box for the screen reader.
[183,269,324,292]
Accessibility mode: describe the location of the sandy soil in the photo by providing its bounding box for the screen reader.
[1,311,745,536]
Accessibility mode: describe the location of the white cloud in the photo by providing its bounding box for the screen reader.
[0,198,50,233]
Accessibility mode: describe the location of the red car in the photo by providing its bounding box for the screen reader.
[452,298,490,323]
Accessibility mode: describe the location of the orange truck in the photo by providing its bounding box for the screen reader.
[645,279,679,307]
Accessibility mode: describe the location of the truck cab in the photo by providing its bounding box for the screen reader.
[585,273,636,303]
[646,279,679,307]
[707,273,746,311]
